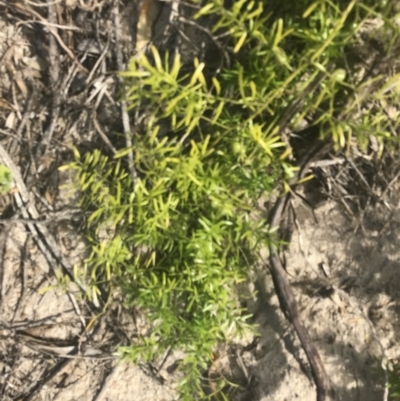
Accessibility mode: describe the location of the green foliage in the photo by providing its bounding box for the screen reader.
[62,0,400,399]
[0,164,12,194]
[389,361,400,399]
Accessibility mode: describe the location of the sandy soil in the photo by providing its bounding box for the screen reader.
[244,195,400,401]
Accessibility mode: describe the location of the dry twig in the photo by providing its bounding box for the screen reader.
[0,143,97,313]
[113,0,138,186]
[265,71,334,401]
[268,139,333,401]
[35,0,61,159]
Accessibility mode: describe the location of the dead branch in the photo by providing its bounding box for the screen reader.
[267,139,333,401]
[0,143,97,313]
[112,0,138,186]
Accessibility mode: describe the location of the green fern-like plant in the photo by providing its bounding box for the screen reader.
[62,0,400,399]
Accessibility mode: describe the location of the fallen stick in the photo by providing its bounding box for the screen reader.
[0,143,97,313]
[267,139,333,401]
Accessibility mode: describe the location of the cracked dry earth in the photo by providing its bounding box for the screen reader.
[0,2,400,401]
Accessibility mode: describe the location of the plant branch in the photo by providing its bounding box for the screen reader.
[267,139,333,401]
